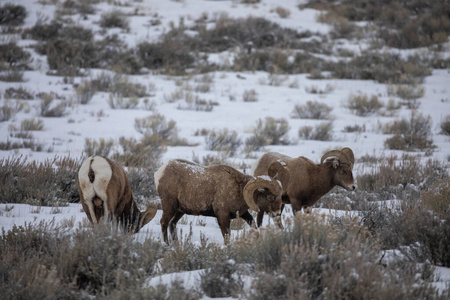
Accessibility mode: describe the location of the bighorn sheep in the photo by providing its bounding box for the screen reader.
[154,159,286,243]
[253,148,356,220]
[78,155,157,233]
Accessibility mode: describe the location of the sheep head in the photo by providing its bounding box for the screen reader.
[320,147,356,191]
[242,175,283,214]
[128,206,158,233]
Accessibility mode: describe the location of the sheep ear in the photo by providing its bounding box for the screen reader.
[333,160,339,169]
[268,160,290,189]
[139,207,157,228]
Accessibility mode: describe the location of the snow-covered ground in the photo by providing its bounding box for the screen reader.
[1,0,450,296]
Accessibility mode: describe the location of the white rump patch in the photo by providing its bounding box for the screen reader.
[90,156,112,202]
[78,156,112,203]
[154,162,168,191]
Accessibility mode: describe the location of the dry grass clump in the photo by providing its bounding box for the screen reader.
[205,128,242,157]
[0,3,27,26]
[346,93,383,116]
[20,118,44,131]
[0,43,30,82]
[298,121,334,141]
[0,156,80,205]
[100,10,129,29]
[233,213,442,299]
[382,111,435,152]
[274,6,291,19]
[304,0,450,49]
[245,117,290,151]
[291,100,333,120]
[84,137,115,157]
[332,51,431,84]
[242,89,258,102]
[0,222,169,299]
[441,115,450,135]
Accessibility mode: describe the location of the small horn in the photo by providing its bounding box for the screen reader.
[268,160,290,190]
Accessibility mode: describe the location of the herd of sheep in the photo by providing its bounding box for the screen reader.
[77,148,355,243]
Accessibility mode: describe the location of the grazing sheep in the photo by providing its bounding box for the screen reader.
[78,155,157,233]
[154,159,285,243]
[253,148,356,218]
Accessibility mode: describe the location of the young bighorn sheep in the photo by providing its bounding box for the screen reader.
[78,155,157,233]
[253,147,356,220]
[154,159,285,244]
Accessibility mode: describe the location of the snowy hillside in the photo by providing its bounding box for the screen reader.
[1,0,450,298]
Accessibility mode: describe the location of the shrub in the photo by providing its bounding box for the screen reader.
[347,93,383,116]
[0,156,80,205]
[298,121,333,141]
[107,95,139,109]
[39,95,66,117]
[0,43,31,78]
[331,51,431,84]
[0,4,26,26]
[127,166,159,205]
[138,41,195,74]
[304,84,334,94]
[291,100,333,119]
[114,135,164,169]
[205,129,242,156]
[84,138,115,157]
[134,114,181,146]
[441,115,450,135]
[75,80,95,105]
[200,260,243,298]
[176,92,216,112]
[20,118,44,131]
[100,10,129,29]
[0,106,13,122]
[0,43,30,68]
[0,69,24,82]
[387,84,425,101]
[274,6,291,19]
[356,155,448,195]
[246,117,290,149]
[242,89,258,102]
[4,87,33,100]
[383,111,435,151]
[343,124,366,133]
[233,213,440,299]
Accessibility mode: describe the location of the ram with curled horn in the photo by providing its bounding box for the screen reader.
[154,159,285,244]
[253,147,356,216]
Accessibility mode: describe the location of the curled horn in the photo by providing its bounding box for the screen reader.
[268,160,290,189]
[320,148,354,166]
[243,177,282,212]
[320,150,344,164]
[341,147,354,168]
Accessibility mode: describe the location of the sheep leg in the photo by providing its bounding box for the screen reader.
[216,214,231,243]
[290,198,303,215]
[169,211,184,241]
[161,209,176,244]
[240,211,256,228]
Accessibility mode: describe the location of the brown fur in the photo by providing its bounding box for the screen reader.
[78,156,156,233]
[254,149,356,215]
[155,159,283,243]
